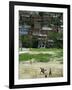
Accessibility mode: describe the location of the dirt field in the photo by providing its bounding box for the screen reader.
[19,61,63,79]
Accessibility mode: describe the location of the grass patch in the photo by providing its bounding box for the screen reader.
[53,51,63,59]
[19,53,52,62]
[19,48,63,62]
[30,48,63,52]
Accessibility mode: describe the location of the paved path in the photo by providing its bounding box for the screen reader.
[19,51,55,54]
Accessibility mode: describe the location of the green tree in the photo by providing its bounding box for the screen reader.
[19,35,32,48]
[32,36,38,48]
[51,13,63,32]
[47,31,63,48]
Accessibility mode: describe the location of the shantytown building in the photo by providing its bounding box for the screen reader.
[19,11,63,48]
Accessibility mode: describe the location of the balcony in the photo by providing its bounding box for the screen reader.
[42,27,52,31]
[32,33,47,37]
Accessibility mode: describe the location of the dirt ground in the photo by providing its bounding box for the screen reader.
[19,61,63,79]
